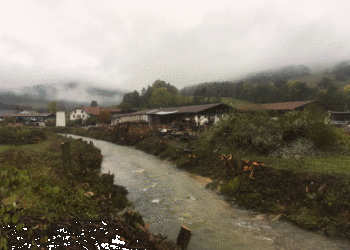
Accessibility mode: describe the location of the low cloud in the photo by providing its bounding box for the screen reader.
[0,0,349,97]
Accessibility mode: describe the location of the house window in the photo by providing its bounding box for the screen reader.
[73,115,75,118]
[74,110,76,113]
[77,115,81,118]
[82,115,85,118]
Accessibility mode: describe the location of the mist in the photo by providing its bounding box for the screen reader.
[0,0,349,100]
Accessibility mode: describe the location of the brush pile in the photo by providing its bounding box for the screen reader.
[109,121,163,145]
[1,213,180,249]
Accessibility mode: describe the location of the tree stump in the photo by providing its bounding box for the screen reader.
[176,226,192,250]
[61,142,72,176]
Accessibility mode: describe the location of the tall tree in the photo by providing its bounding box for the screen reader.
[90,100,98,107]
[149,88,172,108]
[122,91,141,108]
[118,102,133,112]
[47,101,57,113]
[316,77,334,89]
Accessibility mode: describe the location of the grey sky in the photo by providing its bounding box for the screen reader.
[0,0,349,95]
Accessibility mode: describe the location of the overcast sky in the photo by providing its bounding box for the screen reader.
[1,0,350,94]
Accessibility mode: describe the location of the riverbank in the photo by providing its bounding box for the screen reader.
[0,128,180,249]
[50,126,350,240]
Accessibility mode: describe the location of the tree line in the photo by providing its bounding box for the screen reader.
[117,79,220,111]
[119,62,350,111]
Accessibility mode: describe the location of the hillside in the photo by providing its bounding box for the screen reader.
[221,97,254,107]
[290,72,350,89]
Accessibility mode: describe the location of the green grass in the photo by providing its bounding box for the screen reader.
[0,145,16,153]
[242,153,350,175]
[0,130,130,221]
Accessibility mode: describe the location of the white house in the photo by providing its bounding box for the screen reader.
[70,106,101,121]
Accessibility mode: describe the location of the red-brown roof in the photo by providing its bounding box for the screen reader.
[73,107,101,115]
[101,108,121,113]
[236,100,318,111]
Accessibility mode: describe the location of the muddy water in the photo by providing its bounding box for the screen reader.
[61,134,350,250]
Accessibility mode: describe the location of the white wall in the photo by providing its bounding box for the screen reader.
[195,115,221,125]
[56,111,66,127]
[111,117,120,125]
[141,115,152,124]
[70,109,90,120]
[111,115,142,124]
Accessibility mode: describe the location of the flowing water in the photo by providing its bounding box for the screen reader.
[61,134,350,250]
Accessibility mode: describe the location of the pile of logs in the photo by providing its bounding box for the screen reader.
[1,214,182,250]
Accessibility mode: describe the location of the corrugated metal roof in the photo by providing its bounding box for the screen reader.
[0,110,17,116]
[236,100,318,111]
[112,103,231,118]
[0,110,54,117]
[156,111,179,115]
[15,112,53,117]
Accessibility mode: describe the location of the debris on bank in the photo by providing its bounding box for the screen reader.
[1,214,181,249]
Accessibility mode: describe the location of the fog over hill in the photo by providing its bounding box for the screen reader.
[0,59,348,112]
[0,82,125,111]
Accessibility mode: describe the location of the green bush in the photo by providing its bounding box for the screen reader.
[86,116,99,126]
[0,127,46,145]
[2,116,16,126]
[269,138,316,159]
[220,177,240,195]
[194,107,349,156]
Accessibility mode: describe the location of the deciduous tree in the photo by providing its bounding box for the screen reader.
[90,100,98,107]
[47,101,57,113]
[99,110,111,124]
[149,87,172,108]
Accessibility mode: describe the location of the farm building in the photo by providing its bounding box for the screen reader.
[329,111,350,128]
[111,103,233,125]
[236,100,335,115]
[0,110,55,126]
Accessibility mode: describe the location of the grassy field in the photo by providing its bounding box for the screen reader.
[241,153,350,175]
[0,130,129,220]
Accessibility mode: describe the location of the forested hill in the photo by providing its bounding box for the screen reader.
[176,62,350,111]
[118,63,350,111]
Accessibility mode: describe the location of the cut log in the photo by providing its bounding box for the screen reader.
[61,142,71,176]
[176,226,192,250]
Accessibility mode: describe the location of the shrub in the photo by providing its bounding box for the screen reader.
[269,138,316,159]
[220,177,240,195]
[2,116,16,126]
[195,107,349,156]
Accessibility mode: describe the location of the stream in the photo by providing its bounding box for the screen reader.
[61,134,350,250]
